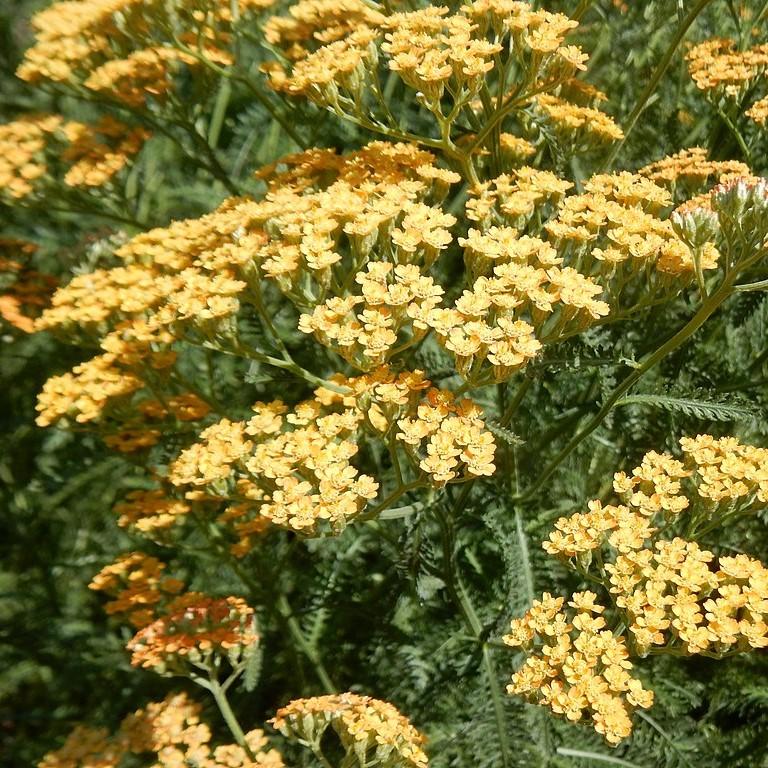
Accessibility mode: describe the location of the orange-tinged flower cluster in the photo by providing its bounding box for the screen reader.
[687,38,768,96]
[38,692,284,768]
[84,45,232,107]
[115,489,191,536]
[272,692,428,768]
[0,239,56,333]
[126,594,258,672]
[504,592,653,745]
[89,552,185,628]
[0,114,149,199]
[640,147,750,189]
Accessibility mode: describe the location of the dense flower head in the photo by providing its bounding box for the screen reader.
[126,594,258,672]
[504,592,653,745]
[167,367,495,538]
[272,692,428,768]
[543,435,768,656]
[89,552,185,628]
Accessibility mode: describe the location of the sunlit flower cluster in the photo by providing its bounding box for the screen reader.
[640,147,750,190]
[167,367,495,538]
[504,591,654,745]
[115,489,191,537]
[126,594,258,673]
[272,692,428,768]
[89,552,185,628]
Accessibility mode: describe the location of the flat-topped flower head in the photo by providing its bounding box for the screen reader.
[127,594,258,673]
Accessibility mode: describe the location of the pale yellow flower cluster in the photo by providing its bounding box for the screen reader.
[89,552,185,628]
[272,692,428,768]
[166,368,494,538]
[504,592,654,745]
[534,93,623,147]
[687,38,768,96]
[126,594,258,672]
[168,400,379,536]
[0,239,56,333]
[466,166,573,226]
[544,436,768,652]
[546,172,720,281]
[39,692,284,768]
[298,261,445,368]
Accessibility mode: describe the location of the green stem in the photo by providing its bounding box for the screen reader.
[601,0,715,171]
[275,595,337,693]
[499,377,532,428]
[515,276,736,502]
[208,678,256,759]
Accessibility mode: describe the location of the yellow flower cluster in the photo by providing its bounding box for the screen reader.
[35,352,145,427]
[298,260,446,368]
[534,93,623,147]
[89,552,184,628]
[746,95,768,124]
[639,147,750,188]
[17,0,261,107]
[466,166,573,227]
[504,591,654,745]
[126,594,258,673]
[687,38,768,97]
[0,114,148,200]
[84,46,232,107]
[38,692,284,768]
[167,368,495,537]
[265,0,586,117]
[272,692,428,768]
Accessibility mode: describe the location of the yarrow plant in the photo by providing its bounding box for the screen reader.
[5,0,768,766]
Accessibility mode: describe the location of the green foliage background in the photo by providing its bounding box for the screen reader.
[2,1,768,766]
